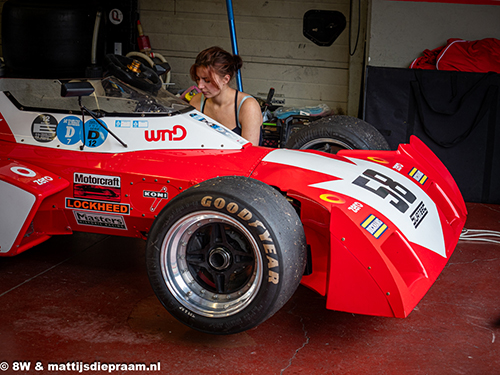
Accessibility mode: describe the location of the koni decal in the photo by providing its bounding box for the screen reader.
[145,126,187,142]
[143,187,168,212]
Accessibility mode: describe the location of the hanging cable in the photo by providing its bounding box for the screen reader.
[349,0,361,56]
[459,228,500,245]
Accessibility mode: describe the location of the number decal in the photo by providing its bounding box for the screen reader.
[353,169,416,213]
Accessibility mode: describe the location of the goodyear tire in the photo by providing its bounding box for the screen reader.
[146,176,307,334]
[285,115,390,153]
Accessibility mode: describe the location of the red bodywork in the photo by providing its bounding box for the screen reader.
[0,78,467,319]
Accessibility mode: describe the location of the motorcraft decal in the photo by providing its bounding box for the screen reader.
[262,149,446,257]
[66,198,129,214]
[57,116,83,145]
[409,167,428,185]
[73,211,127,230]
[144,126,187,142]
[73,173,121,202]
[74,173,121,188]
[361,214,388,239]
[32,114,57,142]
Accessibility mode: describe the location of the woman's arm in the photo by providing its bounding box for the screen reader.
[239,97,263,146]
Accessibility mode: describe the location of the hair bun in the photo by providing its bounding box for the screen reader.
[233,54,243,71]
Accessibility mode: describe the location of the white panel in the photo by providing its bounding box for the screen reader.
[0,180,36,253]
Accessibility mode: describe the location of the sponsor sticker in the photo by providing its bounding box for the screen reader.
[73,173,121,202]
[361,214,388,239]
[74,173,120,188]
[32,114,57,142]
[57,116,83,145]
[410,201,428,229]
[348,202,363,213]
[84,119,108,148]
[65,198,129,215]
[409,167,428,185]
[132,120,149,128]
[73,211,127,230]
[143,187,168,212]
[144,126,187,142]
[115,120,131,128]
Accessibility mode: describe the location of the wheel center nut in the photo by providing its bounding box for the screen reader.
[209,247,232,270]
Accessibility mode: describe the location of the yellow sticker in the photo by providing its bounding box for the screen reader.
[320,194,345,204]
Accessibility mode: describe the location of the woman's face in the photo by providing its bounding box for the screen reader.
[195,66,229,98]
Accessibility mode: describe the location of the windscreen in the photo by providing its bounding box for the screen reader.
[0,76,192,115]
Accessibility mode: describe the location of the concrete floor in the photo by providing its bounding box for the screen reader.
[0,202,498,375]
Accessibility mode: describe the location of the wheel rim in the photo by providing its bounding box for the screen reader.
[300,137,353,153]
[160,211,263,318]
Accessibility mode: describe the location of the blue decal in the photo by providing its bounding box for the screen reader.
[132,120,148,128]
[57,116,83,145]
[190,113,205,121]
[115,120,131,128]
[84,119,108,148]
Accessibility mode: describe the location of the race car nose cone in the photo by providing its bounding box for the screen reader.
[209,247,232,270]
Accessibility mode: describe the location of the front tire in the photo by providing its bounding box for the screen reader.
[285,115,390,153]
[146,176,306,334]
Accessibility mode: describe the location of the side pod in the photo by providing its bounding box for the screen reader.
[0,159,69,256]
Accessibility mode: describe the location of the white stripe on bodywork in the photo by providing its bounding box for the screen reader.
[263,149,446,257]
[0,180,36,253]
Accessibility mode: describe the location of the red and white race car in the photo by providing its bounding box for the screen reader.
[0,70,467,334]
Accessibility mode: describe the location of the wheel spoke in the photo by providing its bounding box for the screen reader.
[214,273,226,294]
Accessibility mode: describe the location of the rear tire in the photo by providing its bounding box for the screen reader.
[285,115,389,153]
[146,176,306,334]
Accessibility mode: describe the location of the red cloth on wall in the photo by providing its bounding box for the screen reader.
[410,38,500,73]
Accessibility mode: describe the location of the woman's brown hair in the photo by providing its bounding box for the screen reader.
[190,46,243,89]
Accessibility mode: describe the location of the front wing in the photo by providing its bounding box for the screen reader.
[253,136,467,318]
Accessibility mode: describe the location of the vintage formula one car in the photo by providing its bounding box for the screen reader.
[0,66,467,334]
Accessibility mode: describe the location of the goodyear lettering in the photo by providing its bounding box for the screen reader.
[200,195,280,284]
[65,198,130,215]
[264,244,276,254]
[266,255,279,269]
[214,198,225,209]
[259,230,272,242]
[248,220,266,230]
[238,208,252,221]
[268,271,279,285]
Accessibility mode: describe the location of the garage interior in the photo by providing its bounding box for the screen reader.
[0,0,499,374]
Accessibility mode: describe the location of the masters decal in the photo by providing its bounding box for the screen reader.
[73,211,127,230]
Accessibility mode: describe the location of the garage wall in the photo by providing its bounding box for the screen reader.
[367,0,500,68]
[139,0,353,112]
